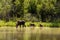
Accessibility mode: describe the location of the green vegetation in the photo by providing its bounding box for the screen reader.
[0,0,60,22]
[0,0,60,27]
[0,20,60,27]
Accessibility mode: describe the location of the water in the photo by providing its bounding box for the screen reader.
[0,27,60,40]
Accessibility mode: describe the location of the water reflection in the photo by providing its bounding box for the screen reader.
[0,27,60,40]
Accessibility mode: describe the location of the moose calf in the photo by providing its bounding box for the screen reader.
[29,23,35,27]
[40,24,43,27]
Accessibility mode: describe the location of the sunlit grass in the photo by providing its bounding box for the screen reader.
[0,20,60,27]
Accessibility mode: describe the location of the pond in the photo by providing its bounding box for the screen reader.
[0,27,60,40]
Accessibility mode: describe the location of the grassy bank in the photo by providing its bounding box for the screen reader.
[0,20,60,27]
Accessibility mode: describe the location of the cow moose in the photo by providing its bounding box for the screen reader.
[16,20,26,28]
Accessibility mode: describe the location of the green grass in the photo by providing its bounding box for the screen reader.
[0,20,16,27]
[0,20,60,27]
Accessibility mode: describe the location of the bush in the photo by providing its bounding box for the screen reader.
[50,23,59,28]
[0,20,5,27]
[5,21,16,27]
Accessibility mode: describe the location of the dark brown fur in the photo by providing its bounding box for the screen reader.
[40,24,43,27]
[29,23,35,27]
[16,20,26,28]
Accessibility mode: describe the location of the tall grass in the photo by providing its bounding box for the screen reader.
[0,20,60,27]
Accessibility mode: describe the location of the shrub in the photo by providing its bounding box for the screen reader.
[50,23,59,28]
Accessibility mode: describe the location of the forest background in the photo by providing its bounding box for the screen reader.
[0,0,60,27]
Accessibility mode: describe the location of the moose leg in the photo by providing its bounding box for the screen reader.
[20,24,21,28]
[23,25,26,27]
[22,25,24,27]
[16,24,18,28]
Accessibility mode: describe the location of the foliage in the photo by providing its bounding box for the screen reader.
[50,23,60,27]
[0,20,60,27]
[0,0,60,23]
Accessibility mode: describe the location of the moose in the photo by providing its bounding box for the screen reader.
[16,20,26,28]
[29,23,35,27]
[39,24,43,27]
[16,20,43,28]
